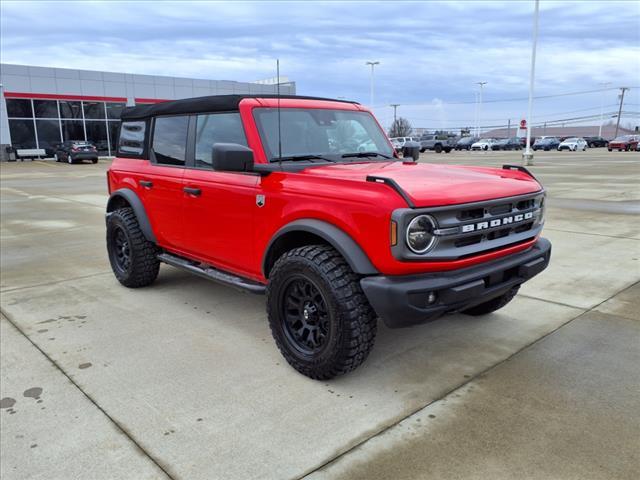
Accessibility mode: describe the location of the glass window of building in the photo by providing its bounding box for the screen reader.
[36,120,62,152]
[8,119,37,148]
[108,121,121,154]
[83,101,106,120]
[152,116,188,165]
[59,101,83,119]
[33,100,59,118]
[85,121,109,155]
[106,102,126,120]
[195,113,247,168]
[6,99,33,118]
[61,120,85,141]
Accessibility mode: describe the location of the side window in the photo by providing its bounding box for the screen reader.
[118,121,146,156]
[152,116,189,166]
[194,113,247,168]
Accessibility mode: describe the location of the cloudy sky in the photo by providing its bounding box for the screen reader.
[2,0,639,131]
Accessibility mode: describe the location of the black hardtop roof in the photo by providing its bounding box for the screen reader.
[120,94,358,120]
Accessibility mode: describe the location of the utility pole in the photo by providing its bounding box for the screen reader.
[473,91,479,137]
[507,118,511,137]
[598,82,611,137]
[365,61,380,110]
[614,87,629,138]
[476,82,487,137]
[390,104,400,125]
[523,0,539,166]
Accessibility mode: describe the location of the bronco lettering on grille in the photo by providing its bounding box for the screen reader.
[461,211,534,233]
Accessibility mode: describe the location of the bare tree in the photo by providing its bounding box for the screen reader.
[388,117,413,137]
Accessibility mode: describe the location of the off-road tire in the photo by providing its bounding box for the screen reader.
[462,286,520,316]
[266,245,377,380]
[106,207,159,288]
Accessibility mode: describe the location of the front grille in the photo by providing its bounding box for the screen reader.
[391,191,545,261]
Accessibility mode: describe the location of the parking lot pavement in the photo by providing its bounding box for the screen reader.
[1,150,639,479]
[0,314,169,480]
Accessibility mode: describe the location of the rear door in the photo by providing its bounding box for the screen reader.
[137,115,189,250]
[180,112,259,278]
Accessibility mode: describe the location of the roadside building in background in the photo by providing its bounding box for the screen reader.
[0,63,295,160]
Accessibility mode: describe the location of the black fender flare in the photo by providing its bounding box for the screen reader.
[262,219,378,277]
[106,188,156,243]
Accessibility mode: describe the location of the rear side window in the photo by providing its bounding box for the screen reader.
[118,121,146,156]
[152,116,189,166]
[195,113,247,168]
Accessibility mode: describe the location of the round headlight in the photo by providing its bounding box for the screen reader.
[406,215,437,253]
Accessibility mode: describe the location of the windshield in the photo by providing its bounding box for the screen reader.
[253,108,394,162]
[564,138,579,142]
[613,135,632,141]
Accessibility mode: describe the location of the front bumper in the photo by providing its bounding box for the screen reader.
[360,238,551,328]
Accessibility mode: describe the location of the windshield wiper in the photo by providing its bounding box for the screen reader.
[341,152,394,159]
[270,154,336,163]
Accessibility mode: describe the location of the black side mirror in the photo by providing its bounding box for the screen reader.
[211,143,254,172]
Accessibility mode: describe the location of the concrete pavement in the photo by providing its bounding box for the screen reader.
[1,149,639,479]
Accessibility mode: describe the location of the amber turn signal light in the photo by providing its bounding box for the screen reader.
[390,220,398,246]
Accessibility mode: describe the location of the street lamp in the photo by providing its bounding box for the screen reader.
[366,61,380,110]
[598,82,611,138]
[476,82,487,137]
[523,0,540,166]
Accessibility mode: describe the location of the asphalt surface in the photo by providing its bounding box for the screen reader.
[1,149,639,479]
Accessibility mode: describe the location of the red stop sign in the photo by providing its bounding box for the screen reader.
[520,119,527,129]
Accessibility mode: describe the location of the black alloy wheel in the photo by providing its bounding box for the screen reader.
[111,226,131,275]
[280,276,330,355]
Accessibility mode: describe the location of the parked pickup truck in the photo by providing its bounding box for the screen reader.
[106,94,551,380]
[419,134,457,153]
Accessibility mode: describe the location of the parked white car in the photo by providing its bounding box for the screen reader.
[390,136,419,152]
[558,137,587,151]
[470,138,495,151]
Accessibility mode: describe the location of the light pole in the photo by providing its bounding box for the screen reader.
[598,82,611,137]
[473,91,479,137]
[366,61,380,110]
[523,0,540,166]
[476,82,487,137]
[614,87,629,139]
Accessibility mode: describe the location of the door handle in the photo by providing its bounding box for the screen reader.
[139,180,153,188]
[183,187,201,196]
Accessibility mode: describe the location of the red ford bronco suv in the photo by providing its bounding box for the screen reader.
[106,95,550,379]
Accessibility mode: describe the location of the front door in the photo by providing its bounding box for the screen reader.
[180,112,259,280]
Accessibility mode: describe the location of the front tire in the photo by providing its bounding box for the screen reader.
[266,245,377,380]
[106,207,160,288]
[67,154,73,164]
[462,286,520,316]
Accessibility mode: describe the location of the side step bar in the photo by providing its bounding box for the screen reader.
[157,252,266,294]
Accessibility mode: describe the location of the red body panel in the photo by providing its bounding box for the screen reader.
[108,97,544,284]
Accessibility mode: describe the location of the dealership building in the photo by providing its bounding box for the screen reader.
[0,63,296,159]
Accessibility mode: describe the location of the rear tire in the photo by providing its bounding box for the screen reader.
[462,286,520,316]
[266,245,377,380]
[106,207,160,288]
[92,159,98,164]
